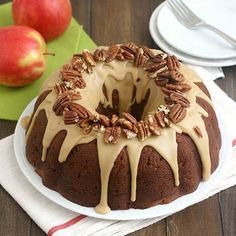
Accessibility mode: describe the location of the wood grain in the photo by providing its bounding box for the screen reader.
[0,188,31,236]
[0,0,236,235]
[219,187,236,236]
[167,196,223,236]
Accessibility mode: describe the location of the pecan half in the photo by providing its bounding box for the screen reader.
[127,42,139,51]
[122,112,137,124]
[116,51,125,61]
[132,124,139,134]
[121,43,138,56]
[151,53,165,63]
[119,118,133,130]
[154,111,165,128]
[104,126,121,144]
[165,83,192,92]
[61,91,81,100]
[111,114,119,126]
[123,129,137,139]
[106,45,120,63]
[61,64,72,70]
[166,55,180,71]
[161,87,182,96]
[120,46,135,60]
[82,50,96,67]
[154,77,169,87]
[170,92,190,108]
[99,114,111,127]
[68,103,91,119]
[194,126,203,138]
[147,115,161,135]
[71,54,87,72]
[137,121,151,141]
[135,48,148,67]
[169,70,185,82]
[157,68,170,78]
[141,45,155,59]
[54,82,68,94]
[63,110,79,124]
[168,104,187,123]
[61,67,82,81]
[53,95,71,116]
[94,49,108,62]
[72,77,86,89]
[145,60,166,73]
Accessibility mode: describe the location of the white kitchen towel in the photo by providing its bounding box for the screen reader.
[188,66,224,81]
[0,67,235,236]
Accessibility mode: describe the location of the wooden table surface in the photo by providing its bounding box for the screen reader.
[1,0,236,235]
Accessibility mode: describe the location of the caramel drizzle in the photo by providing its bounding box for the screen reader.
[51,46,191,144]
[20,116,30,129]
[26,48,213,214]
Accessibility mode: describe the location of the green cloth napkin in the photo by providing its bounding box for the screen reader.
[0,3,96,121]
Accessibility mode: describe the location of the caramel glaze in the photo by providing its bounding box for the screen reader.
[26,49,215,214]
[20,116,30,129]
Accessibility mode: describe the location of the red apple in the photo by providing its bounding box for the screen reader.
[12,0,72,42]
[0,26,47,87]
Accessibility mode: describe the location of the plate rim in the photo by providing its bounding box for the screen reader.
[14,91,232,221]
[149,2,236,67]
[157,0,236,60]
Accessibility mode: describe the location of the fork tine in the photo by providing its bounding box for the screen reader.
[168,0,196,25]
[174,0,200,20]
[167,1,184,22]
[173,0,197,23]
[168,0,188,22]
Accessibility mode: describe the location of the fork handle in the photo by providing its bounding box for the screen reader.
[202,24,236,48]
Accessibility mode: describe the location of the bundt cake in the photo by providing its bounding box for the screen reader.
[24,43,221,214]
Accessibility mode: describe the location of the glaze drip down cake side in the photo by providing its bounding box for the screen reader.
[25,43,221,214]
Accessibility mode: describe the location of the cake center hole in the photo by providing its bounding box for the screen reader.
[95,70,165,121]
[96,84,151,121]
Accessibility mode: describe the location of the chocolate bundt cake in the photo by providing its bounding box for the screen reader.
[25,43,221,214]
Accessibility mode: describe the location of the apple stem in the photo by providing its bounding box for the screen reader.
[43,52,56,56]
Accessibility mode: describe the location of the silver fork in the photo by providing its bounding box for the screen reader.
[167,0,236,48]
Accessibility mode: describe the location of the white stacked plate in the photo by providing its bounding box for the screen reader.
[149,0,236,67]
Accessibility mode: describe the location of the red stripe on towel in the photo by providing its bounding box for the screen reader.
[48,215,86,236]
[233,139,236,147]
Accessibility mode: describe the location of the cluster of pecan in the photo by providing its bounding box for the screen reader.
[54,49,97,99]
[52,43,195,144]
[93,43,160,66]
[99,107,172,143]
[52,50,97,120]
[145,54,192,123]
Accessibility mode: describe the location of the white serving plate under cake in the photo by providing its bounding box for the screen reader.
[14,79,232,220]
